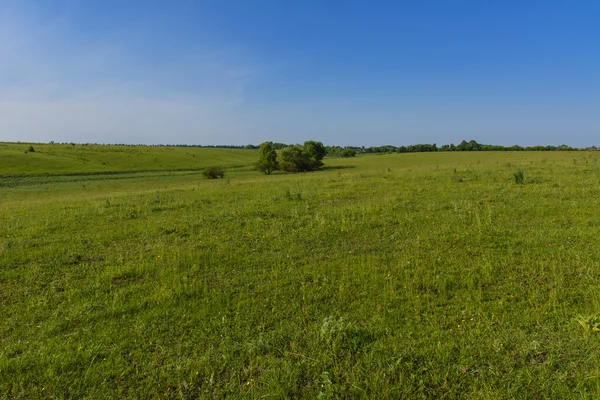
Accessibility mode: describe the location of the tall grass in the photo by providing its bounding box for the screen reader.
[2,150,600,398]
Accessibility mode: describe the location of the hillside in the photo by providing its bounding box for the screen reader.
[0,143,257,176]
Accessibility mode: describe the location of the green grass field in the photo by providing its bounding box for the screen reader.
[0,142,256,176]
[2,144,600,398]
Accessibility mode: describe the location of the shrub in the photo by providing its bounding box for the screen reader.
[27,145,35,153]
[202,166,225,179]
[283,188,302,201]
[342,148,357,157]
[513,169,524,184]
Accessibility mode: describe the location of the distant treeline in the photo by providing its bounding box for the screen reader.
[9,140,598,154]
[41,141,250,148]
[248,140,589,156]
[354,141,583,154]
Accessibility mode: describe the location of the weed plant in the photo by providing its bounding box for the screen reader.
[514,169,525,184]
[202,166,225,179]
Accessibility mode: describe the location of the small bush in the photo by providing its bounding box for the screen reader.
[576,315,600,336]
[27,145,35,153]
[342,148,356,158]
[283,188,302,201]
[513,169,524,184]
[202,166,225,179]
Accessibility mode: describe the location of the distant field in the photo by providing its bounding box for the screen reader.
[2,146,600,398]
[0,142,257,176]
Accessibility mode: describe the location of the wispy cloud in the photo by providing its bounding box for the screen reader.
[2,2,598,147]
[0,2,262,144]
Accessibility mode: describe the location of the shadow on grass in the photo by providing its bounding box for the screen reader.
[318,165,356,172]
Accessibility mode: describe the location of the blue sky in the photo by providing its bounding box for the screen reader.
[1,0,599,146]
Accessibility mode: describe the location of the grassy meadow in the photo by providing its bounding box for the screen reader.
[2,142,600,398]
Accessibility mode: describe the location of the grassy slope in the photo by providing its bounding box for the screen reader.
[2,149,600,398]
[0,142,257,176]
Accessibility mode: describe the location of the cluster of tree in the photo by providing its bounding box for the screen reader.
[397,143,438,153]
[140,144,248,148]
[362,145,398,153]
[438,140,576,152]
[324,146,358,157]
[440,140,482,151]
[45,141,252,148]
[251,141,581,153]
[195,144,251,148]
[178,144,247,148]
[256,144,357,157]
[355,140,578,153]
[255,141,326,174]
[246,142,290,150]
[38,140,585,152]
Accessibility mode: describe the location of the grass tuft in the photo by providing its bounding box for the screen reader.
[513,169,525,184]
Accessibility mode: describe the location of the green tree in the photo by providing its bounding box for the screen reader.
[255,141,279,174]
[303,140,326,167]
[280,145,310,172]
[280,141,326,172]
